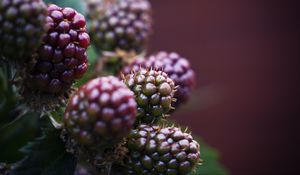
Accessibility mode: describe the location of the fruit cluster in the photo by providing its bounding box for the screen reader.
[0,1,91,112]
[0,0,201,174]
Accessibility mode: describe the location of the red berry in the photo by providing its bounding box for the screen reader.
[50,10,63,22]
[78,32,90,48]
[72,13,86,29]
[63,76,137,146]
[62,7,76,20]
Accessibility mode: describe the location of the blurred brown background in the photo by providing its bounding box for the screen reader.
[150,0,300,174]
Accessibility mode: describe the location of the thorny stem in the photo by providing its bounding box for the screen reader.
[106,162,112,175]
[0,106,29,130]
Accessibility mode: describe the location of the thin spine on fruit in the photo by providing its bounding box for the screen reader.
[123,68,176,124]
[121,51,196,110]
[145,52,196,109]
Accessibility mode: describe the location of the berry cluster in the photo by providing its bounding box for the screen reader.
[0,1,202,175]
[60,1,200,174]
[29,4,89,94]
[0,1,91,111]
[0,0,47,59]
[88,0,152,53]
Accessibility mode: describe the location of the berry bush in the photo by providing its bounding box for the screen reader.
[0,0,227,175]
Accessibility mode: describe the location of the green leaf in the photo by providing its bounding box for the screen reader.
[0,60,22,127]
[10,128,77,175]
[191,137,228,175]
[0,113,40,163]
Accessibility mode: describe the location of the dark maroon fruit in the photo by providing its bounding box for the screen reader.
[63,76,137,146]
[29,4,90,94]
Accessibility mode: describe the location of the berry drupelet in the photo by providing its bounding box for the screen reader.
[123,69,176,124]
[63,76,137,147]
[145,52,196,108]
[29,4,90,94]
[0,0,47,59]
[88,0,152,53]
[126,124,201,175]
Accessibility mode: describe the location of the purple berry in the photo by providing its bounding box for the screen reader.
[0,0,47,59]
[87,0,152,53]
[29,4,90,94]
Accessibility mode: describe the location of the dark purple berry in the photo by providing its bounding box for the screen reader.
[0,0,47,59]
[87,0,152,53]
[145,52,196,108]
[29,4,90,94]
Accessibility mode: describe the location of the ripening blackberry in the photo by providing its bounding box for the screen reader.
[123,69,176,124]
[126,124,201,175]
[26,4,90,94]
[121,51,196,109]
[145,52,196,108]
[63,76,137,147]
[88,0,152,53]
[0,0,47,59]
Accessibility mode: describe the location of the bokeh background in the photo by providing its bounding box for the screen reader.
[149,0,300,174]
